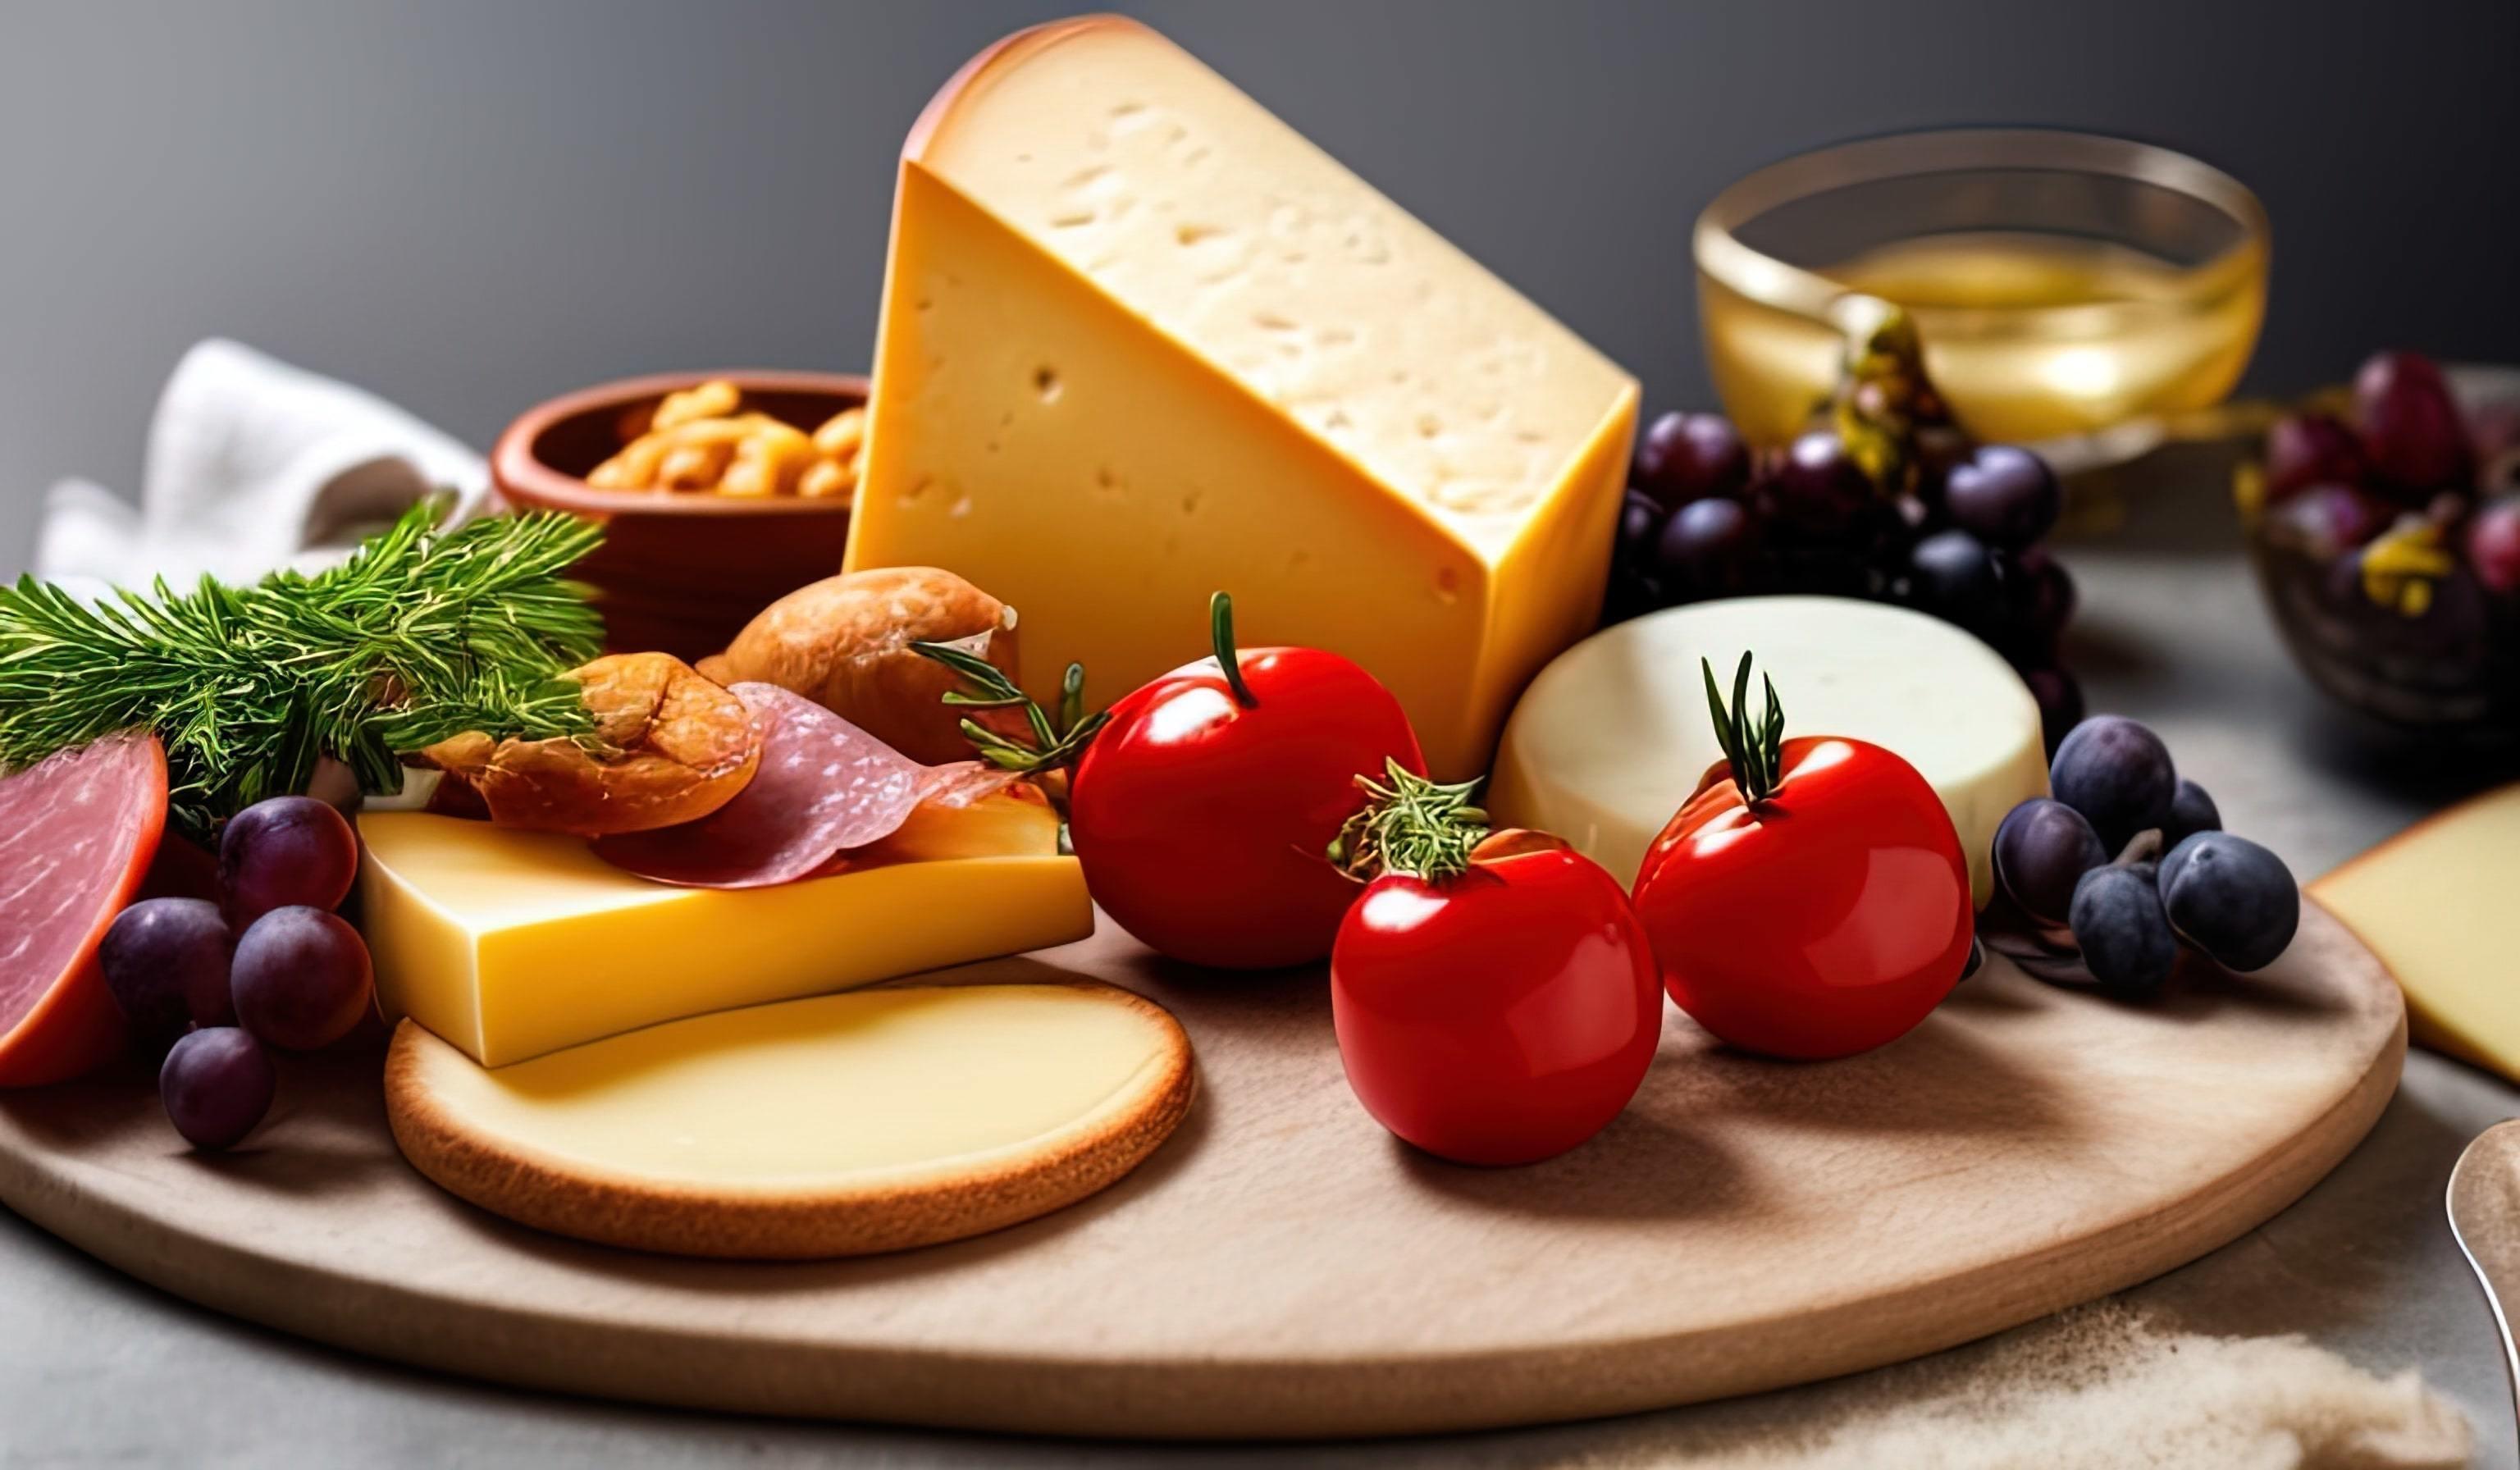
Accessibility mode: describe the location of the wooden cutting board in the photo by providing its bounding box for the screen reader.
[0,900,2403,1440]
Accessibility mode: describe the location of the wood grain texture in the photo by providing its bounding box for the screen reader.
[0,900,2404,1440]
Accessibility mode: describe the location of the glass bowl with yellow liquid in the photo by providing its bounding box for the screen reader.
[1695,129,2269,464]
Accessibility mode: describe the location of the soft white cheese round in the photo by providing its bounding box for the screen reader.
[1487,596,2050,906]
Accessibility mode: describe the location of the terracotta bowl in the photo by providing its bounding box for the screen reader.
[491,369,864,663]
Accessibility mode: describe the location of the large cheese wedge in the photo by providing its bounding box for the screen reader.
[1488,596,2051,905]
[358,811,1090,1067]
[846,16,1639,779]
[2311,783,2520,1084]
[386,982,1194,1258]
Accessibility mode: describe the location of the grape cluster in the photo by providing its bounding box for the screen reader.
[1989,715,2299,997]
[1611,412,2084,750]
[2258,350,2520,610]
[98,797,373,1150]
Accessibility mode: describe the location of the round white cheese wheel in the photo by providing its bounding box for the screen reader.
[1487,596,2050,906]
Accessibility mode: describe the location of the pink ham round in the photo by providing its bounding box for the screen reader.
[593,683,928,889]
[0,730,167,1086]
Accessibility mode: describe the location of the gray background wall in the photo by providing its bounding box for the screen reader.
[3,0,2514,577]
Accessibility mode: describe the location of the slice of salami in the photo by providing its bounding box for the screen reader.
[593,684,924,889]
[915,760,1034,810]
[0,729,167,1085]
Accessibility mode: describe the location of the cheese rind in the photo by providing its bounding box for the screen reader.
[357,812,1091,1067]
[1488,596,2052,906]
[848,16,1638,778]
[2310,783,2520,1084]
[386,982,1194,1258]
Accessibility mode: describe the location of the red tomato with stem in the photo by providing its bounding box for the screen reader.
[1068,594,1423,970]
[1632,655,1972,1061]
[1331,772,1660,1166]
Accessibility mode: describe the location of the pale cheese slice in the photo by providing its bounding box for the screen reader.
[1488,596,2052,904]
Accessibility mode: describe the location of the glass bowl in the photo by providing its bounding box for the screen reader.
[2243,364,2520,737]
[1694,129,2269,463]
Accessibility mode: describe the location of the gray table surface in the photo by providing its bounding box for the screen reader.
[3,459,2516,1467]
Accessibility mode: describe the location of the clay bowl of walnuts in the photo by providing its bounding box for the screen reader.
[2239,354,2520,736]
[492,369,869,662]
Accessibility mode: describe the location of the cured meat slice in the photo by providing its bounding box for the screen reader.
[915,760,1034,810]
[594,684,925,889]
[0,730,167,1086]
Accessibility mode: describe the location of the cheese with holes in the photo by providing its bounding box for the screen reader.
[2311,783,2520,1084]
[1487,596,2052,906]
[357,810,1089,1067]
[846,16,1638,779]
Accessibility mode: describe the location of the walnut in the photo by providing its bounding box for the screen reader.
[421,653,761,835]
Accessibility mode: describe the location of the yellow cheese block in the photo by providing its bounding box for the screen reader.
[386,982,1194,1258]
[2310,783,2520,1083]
[357,811,1091,1067]
[846,16,1639,779]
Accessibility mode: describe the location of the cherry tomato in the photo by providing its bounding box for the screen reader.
[1634,734,1971,1059]
[1069,596,1422,970]
[1332,829,1660,1166]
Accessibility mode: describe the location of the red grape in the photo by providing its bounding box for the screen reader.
[1615,489,1666,568]
[1942,445,2061,550]
[1765,431,1874,541]
[2355,351,2473,497]
[1906,528,2002,631]
[2016,546,2078,639]
[1655,496,1763,600]
[160,1028,275,1151]
[99,897,234,1043]
[2020,665,2084,757]
[231,906,373,1052]
[1634,412,1747,512]
[2262,413,2366,503]
[2468,497,2520,595]
[2267,482,2396,558]
[220,797,358,927]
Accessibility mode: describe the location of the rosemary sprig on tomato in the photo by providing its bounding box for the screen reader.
[1632,652,1975,1061]
[1327,757,1660,1167]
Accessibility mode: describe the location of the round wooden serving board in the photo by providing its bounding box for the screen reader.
[0,901,2403,1440]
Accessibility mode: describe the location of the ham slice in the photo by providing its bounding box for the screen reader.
[0,730,167,1086]
[593,683,926,889]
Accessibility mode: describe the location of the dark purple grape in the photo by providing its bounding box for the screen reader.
[221,797,358,928]
[1764,431,1875,541]
[2016,546,2077,639]
[2070,864,2177,997]
[1942,445,2061,551]
[1615,490,1666,569]
[1993,798,2108,926]
[2158,832,2299,972]
[159,1028,276,1150]
[2262,412,2367,503]
[2020,666,2084,757]
[2468,497,2520,595]
[2163,779,2221,847]
[1602,565,1662,625]
[2267,482,2396,558]
[2049,715,2176,851]
[1635,412,1748,512]
[1655,496,1762,600]
[1905,528,2002,631]
[231,906,373,1052]
[99,897,233,1043]
[2355,350,2473,497]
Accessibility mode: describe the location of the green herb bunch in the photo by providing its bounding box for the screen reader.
[0,497,605,841]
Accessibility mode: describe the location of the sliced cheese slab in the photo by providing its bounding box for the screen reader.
[358,811,1090,1067]
[386,983,1194,1258]
[846,16,1638,778]
[1487,596,2050,905]
[2311,783,2520,1083]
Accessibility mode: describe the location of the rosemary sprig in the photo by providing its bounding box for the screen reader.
[910,641,1107,773]
[0,496,605,841]
[1328,758,1490,883]
[1701,652,1787,806]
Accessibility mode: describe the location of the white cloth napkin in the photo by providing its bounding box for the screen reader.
[33,338,486,600]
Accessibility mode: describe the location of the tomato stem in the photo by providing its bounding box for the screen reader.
[1701,652,1786,806]
[1327,758,1489,883]
[1210,591,1258,709]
